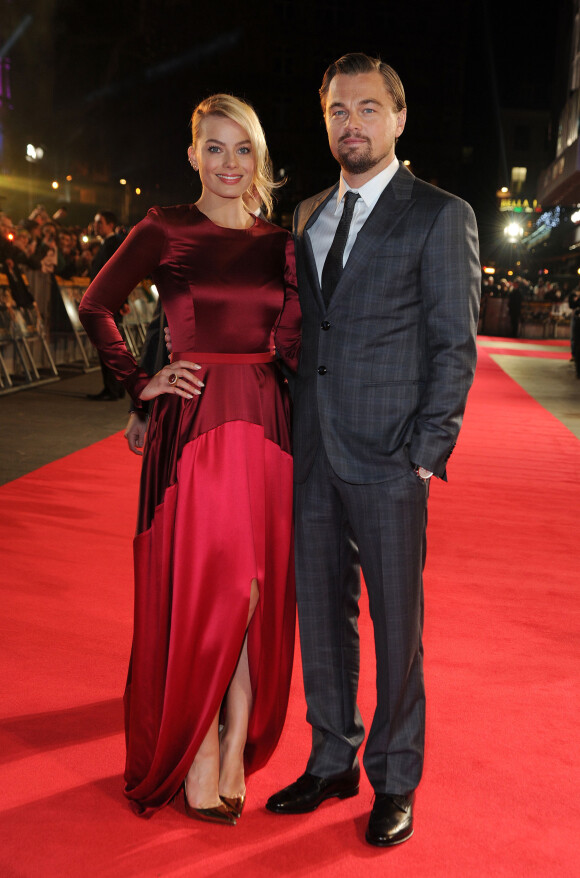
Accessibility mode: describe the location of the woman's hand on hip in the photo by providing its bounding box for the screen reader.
[139,361,204,401]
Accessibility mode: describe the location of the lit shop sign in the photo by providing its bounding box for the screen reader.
[523,206,561,249]
[499,198,541,213]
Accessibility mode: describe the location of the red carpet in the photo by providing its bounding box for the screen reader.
[478,338,571,358]
[1,341,579,876]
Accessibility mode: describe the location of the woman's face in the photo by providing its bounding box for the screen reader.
[190,115,255,203]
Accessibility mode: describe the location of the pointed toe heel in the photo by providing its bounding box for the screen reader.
[220,794,245,818]
[183,785,237,826]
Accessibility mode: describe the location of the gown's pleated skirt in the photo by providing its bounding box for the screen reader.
[124,362,296,815]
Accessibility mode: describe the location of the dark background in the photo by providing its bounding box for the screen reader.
[0,0,566,256]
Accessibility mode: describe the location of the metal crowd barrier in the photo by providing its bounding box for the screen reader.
[0,274,58,391]
[0,273,157,394]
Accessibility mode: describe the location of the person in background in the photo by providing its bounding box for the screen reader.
[123,301,168,455]
[569,286,580,374]
[86,210,126,401]
[508,278,523,336]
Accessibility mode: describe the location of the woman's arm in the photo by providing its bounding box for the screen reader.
[79,211,166,404]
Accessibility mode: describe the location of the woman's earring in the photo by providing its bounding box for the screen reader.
[187,147,198,171]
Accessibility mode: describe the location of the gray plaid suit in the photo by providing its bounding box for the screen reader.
[291,163,480,794]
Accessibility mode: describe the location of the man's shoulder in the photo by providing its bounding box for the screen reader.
[102,234,121,255]
[401,172,473,214]
[297,185,335,211]
[293,185,337,236]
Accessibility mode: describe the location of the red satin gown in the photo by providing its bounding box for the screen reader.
[79,205,301,815]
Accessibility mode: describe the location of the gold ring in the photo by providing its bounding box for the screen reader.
[168,373,177,385]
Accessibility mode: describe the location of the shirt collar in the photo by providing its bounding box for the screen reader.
[335,156,400,214]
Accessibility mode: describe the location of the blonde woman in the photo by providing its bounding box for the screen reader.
[80,95,301,824]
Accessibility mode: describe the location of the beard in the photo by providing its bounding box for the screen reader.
[337,139,388,176]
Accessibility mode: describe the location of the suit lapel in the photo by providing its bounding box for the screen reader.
[333,166,416,301]
[296,186,337,312]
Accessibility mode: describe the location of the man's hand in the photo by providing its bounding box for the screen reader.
[124,411,148,455]
[40,248,56,273]
[413,465,433,481]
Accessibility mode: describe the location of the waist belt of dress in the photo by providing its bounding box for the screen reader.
[171,351,276,364]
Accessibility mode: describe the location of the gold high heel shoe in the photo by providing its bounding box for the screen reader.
[220,793,245,818]
[183,783,237,826]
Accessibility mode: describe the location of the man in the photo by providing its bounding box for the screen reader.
[87,211,126,400]
[266,53,481,847]
[570,287,580,376]
[123,302,168,454]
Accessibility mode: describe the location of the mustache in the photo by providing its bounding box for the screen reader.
[338,133,371,146]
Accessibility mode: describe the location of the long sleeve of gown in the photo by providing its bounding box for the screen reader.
[274,236,301,373]
[79,210,167,403]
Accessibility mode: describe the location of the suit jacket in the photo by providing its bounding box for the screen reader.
[292,163,481,485]
[90,233,122,281]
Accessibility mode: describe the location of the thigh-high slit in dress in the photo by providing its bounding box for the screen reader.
[79,205,301,815]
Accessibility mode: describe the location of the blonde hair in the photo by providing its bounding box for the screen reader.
[191,94,280,219]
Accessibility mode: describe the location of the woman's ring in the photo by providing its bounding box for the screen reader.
[168,373,177,385]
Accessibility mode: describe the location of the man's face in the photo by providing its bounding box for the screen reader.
[59,232,72,253]
[324,72,406,184]
[0,216,14,239]
[94,214,114,238]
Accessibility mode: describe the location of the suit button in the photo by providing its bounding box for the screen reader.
[321,321,331,331]
[317,366,327,375]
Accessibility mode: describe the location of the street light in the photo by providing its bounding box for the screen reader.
[25,143,45,212]
[26,143,44,162]
[504,221,523,244]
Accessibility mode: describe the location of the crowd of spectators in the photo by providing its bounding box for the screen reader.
[0,203,123,287]
[0,202,134,390]
[480,270,580,374]
[481,272,577,305]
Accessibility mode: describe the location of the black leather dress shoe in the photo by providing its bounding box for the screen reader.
[365,792,414,847]
[265,766,360,814]
[86,389,124,401]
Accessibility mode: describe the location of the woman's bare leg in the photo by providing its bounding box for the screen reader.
[219,578,259,798]
[185,710,221,809]
[186,578,259,806]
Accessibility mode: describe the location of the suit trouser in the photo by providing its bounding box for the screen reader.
[294,441,427,794]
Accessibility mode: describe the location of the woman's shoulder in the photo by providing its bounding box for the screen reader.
[253,215,292,241]
[146,204,201,226]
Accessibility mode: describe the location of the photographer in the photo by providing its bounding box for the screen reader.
[569,288,580,378]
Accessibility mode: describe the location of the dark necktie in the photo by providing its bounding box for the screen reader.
[321,190,360,307]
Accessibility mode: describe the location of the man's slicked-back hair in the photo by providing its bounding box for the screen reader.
[97,210,118,228]
[319,52,406,114]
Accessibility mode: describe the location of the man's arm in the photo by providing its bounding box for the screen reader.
[408,196,481,477]
[123,302,169,454]
[124,411,148,456]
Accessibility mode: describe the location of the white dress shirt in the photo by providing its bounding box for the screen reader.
[307,156,400,284]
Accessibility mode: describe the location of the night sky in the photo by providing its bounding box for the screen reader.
[0,0,564,259]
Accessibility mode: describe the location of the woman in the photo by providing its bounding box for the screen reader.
[79,94,301,824]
